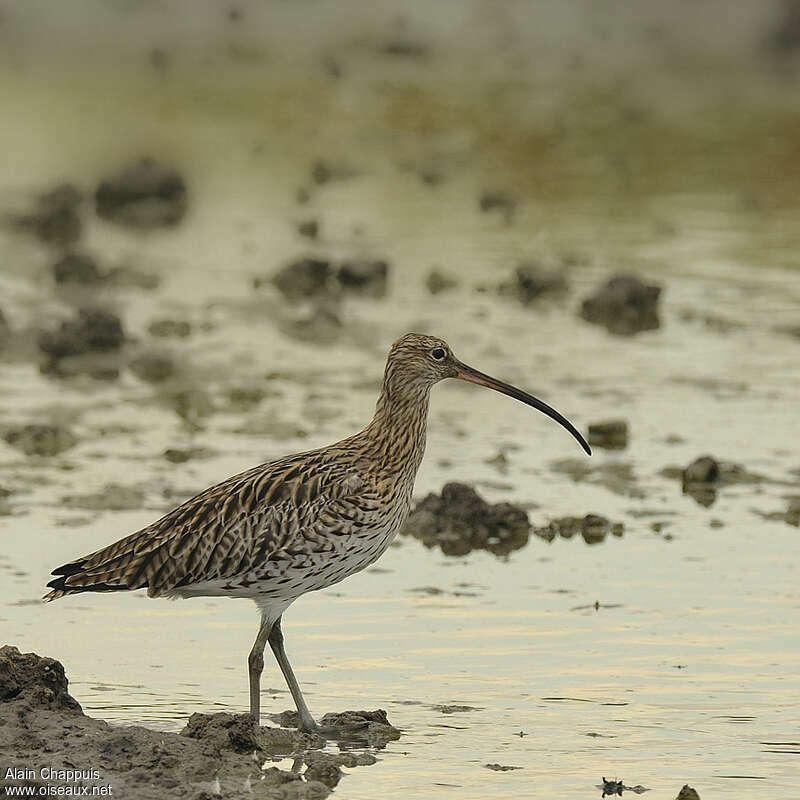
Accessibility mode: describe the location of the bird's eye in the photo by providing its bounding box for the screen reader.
[430,347,446,361]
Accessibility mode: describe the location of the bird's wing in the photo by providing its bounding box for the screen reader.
[44,447,376,600]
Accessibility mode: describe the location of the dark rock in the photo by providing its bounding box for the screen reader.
[534,514,623,545]
[129,352,175,383]
[663,455,767,507]
[148,318,191,338]
[402,482,530,556]
[3,424,77,457]
[588,419,629,450]
[297,219,319,239]
[425,269,458,295]
[0,645,82,711]
[269,258,335,301]
[478,190,517,220]
[95,158,187,228]
[310,159,357,185]
[11,183,83,246]
[336,259,388,297]
[683,455,719,484]
[52,252,103,284]
[380,39,430,58]
[580,274,662,335]
[501,262,568,304]
[181,712,260,754]
[39,308,124,359]
[675,786,701,800]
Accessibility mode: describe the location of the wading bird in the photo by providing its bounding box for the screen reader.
[45,334,590,733]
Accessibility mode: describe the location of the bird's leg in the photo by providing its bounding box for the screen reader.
[268,616,369,737]
[267,616,319,734]
[248,615,271,724]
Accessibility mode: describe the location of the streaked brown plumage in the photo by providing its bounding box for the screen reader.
[44,333,590,733]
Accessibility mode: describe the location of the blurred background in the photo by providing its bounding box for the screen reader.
[1,1,799,798]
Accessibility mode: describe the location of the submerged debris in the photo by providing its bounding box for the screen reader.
[425,268,458,295]
[10,183,83,246]
[3,424,77,457]
[52,251,104,284]
[128,351,176,383]
[148,318,192,338]
[264,256,391,301]
[95,158,188,228]
[499,262,568,304]
[478,189,517,221]
[580,274,662,335]
[337,259,388,297]
[267,257,334,300]
[402,482,530,556]
[535,514,623,545]
[38,308,125,359]
[588,419,629,450]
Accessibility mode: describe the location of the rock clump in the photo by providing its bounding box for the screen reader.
[3,424,77,457]
[10,183,83,246]
[39,308,125,359]
[588,419,629,450]
[500,262,568,304]
[95,158,187,228]
[580,274,662,335]
[534,514,623,545]
[402,482,530,556]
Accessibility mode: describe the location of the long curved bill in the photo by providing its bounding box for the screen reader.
[454,360,592,455]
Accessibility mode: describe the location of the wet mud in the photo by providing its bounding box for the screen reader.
[0,646,397,800]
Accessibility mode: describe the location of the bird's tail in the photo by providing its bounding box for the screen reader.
[43,527,160,601]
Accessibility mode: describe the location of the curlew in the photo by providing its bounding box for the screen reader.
[44,334,590,733]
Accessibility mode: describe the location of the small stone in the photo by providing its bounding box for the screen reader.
[269,258,334,301]
[588,419,629,450]
[38,308,124,359]
[129,352,175,383]
[505,263,567,303]
[297,219,319,239]
[675,785,701,800]
[425,269,458,295]
[52,252,103,284]
[478,190,517,219]
[95,158,187,228]
[11,183,82,246]
[148,319,191,338]
[3,424,77,457]
[580,274,662,335]
[336,259,389,297]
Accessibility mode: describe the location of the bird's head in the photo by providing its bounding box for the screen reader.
[383,332,591,455]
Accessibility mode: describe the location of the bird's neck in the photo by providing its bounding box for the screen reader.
[361,379,431,479]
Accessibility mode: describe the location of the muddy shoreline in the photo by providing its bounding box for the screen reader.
[0,646,398,800]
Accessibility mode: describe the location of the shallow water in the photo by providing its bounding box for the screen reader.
[1,2,800,798]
